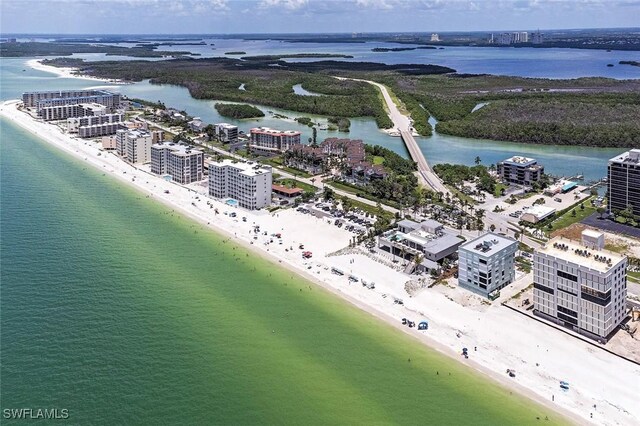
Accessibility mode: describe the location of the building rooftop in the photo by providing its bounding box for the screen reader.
[216,122,237,129]
[609,149,640,165]
[526,205,556,218]
[460,232,517,256]
[121,128,150,138]
[502,156,537,166]
[403,230,463,254]
[250,127,301,136]
[152,141,202,156]
[537,236,626,273]
[211,159,271,176]
[272,184,303,195]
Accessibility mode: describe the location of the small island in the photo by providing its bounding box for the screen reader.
[242,53,354,60]
[328,117,350,132]
[619,60,640,67]
[214,103,264,119]
[224,51,247,55]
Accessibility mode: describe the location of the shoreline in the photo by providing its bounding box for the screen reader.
[2,100,638,425]
[26,59,126,84]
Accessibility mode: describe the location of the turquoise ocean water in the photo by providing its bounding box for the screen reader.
[0,118,563,424]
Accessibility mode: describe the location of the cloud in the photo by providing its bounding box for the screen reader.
[258,0,308,10]
[355,0,394,9]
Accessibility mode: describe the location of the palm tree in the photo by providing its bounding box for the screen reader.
[474,156,481,165]
[413,254,424,274]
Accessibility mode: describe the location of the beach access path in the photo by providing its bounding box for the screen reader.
[3,99,639,426]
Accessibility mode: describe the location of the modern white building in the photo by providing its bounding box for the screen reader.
[533,230,627,341]
[215,123,239,143]
[458,233,518,298]
[151,142,204,184]
[116,129,152,164]
[39,102,107,121]
[497,156,544,186]
[208,160,272,210]
[249,127,301,154]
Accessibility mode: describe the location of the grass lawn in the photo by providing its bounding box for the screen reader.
[494,183,507,198]
[262,158,312,178]
[326,180,360,195]
[372,155,385,165]
[628,271,640,284]
[446,185,477,205]
[276,178,318,193]
[547,197,595,233]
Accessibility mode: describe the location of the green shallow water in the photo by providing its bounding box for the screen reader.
[0,118,564,425]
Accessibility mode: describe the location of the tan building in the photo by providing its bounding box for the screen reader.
[115,129,152,164]
[533,230,627,341]
[151,142,204,184]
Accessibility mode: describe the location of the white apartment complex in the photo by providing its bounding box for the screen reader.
[151,142,204,184]
[23,89,121,110]
[116,129,152,164]
[458,233,518,298]
[208,160,272,210]
[68,112,124,133]
[533,230,627,341]
[249,127,301,154]
[39,102,107,121]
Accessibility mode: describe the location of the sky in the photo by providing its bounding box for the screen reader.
[1,0,639,35]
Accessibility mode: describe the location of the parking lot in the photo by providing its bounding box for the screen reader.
[297,202,377,236]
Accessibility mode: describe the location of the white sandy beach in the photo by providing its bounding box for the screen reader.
[26,59,124,83]
[1,100,639,426]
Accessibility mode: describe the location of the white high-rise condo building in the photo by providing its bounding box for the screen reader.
[151,142,204,184]
[208,160,272,210]
[458,233,518,298]
[116,129,152,164]
[533,230,627,342]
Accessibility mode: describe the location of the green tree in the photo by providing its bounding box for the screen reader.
[474,156,481,165]
[323,187,334,201]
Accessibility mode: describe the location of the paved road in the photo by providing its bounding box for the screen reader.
[336,76,448,195]
[399,129,448,195]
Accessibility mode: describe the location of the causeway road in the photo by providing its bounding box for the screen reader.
[335,76,448,195]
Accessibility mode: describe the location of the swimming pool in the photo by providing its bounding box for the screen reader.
[225,199,238,206]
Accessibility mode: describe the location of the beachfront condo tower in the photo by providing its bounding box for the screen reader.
[533,230,627,342]
[208,160,272,210]
[151,142,204,184]
[116,129,152,164]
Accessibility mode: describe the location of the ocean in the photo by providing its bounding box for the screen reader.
[0,118,563,424]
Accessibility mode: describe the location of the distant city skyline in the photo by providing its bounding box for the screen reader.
[1,0,639,35]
